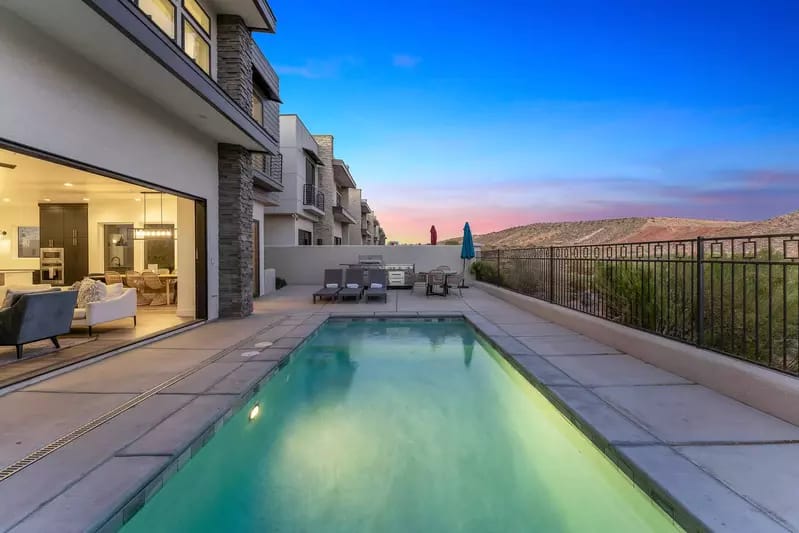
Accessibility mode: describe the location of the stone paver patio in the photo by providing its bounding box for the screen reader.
[0,285,797,532]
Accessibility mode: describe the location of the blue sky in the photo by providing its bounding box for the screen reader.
[255,0,799,242]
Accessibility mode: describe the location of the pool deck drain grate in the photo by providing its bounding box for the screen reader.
[0,322,296,482]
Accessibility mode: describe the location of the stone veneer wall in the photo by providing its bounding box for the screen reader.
[218,144,254,317]
[312,135,335,245]
[216,15,253,113]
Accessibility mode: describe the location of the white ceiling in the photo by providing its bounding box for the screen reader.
[0,148,156,206]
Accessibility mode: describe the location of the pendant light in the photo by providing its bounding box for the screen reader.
[133,192,175,240]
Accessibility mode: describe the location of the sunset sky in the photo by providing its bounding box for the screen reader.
[257,0,799,243]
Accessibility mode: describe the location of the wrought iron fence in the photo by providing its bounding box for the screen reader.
[478,234,799,375]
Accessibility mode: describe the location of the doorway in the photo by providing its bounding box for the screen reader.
[252,219,260,297]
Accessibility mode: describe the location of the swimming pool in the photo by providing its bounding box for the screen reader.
[122,319,679,532]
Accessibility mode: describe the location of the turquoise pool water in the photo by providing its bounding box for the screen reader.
[123,319,679,532]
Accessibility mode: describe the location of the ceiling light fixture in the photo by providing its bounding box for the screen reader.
[1,198,9,203]
[82,197,90,201]
[133,192,175,240]
[64,182,73,187]
[43,198,51,202]
[248,403,261,421]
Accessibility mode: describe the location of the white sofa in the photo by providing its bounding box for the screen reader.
[72,287,137,335]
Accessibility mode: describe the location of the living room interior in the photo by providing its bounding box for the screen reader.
[0,147,204,385]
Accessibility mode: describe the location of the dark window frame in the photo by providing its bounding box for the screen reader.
[132,0,212,75]
[298,229,312,246]
[252,84,266,125]
[305,158,316,186]
[181,18,211,74]
[182,0,211,36]
[133,0,177,40]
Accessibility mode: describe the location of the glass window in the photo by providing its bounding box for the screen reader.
[298,230,312,246]
[252,88,264,125]
[183,20,210,73]
[104,224,134,271]
[305,159,315,186]
[139,0,176,38]
[183,0,210,35]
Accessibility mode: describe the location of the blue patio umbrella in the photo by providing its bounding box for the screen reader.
[460,222,475,286]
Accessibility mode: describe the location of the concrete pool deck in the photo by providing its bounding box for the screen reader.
[0,286,797,532]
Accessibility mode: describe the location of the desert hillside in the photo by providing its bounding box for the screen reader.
[445,210,799,249]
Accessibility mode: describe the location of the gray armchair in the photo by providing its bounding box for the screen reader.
[0,290,78,359]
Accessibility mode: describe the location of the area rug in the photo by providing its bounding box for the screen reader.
[0,336,97,365]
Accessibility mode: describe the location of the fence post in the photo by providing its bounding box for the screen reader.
[696,236,705,346]
[548,246,555,302]
[496,249,501,285]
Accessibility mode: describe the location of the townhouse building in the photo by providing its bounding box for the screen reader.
[264,116,384,246]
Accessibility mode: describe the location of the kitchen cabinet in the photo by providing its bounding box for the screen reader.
[39,204,89,285]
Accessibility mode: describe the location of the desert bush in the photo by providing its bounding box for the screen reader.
[470,260,499,283]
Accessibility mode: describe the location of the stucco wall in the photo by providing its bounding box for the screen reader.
[252,202,266,296]
[264,245,469,284]
[0,11,221,318]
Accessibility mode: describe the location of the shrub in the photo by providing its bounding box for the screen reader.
[470,260,499,283]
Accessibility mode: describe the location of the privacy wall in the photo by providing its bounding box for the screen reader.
[264,245,469,285]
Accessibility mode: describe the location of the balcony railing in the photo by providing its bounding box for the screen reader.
[335,191,343,207]
[303,184,324,211]
[478,233,799,376]
[252,153,281,184]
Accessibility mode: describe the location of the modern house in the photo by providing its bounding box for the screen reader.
[0,0,282,330]
[361,200,382,245]
[263,115,324,246]
[332,159,360,245]
[264,116,384,246]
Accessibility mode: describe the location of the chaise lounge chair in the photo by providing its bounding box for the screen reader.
[364,269,388,303]
[313,269,343,303]
[337,269,365,302]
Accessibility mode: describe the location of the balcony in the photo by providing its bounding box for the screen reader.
[303,184,325,215]
[252,153,282,192]
[361,219,373,236]
[333,191,358,224]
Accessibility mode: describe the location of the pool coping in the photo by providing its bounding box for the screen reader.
[95,311,781,533]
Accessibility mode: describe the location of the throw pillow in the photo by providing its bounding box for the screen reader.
[76,278,104,308]
[346,283,359,289]
[325,283,338,289]
[106,283,124,299]
[95,281,108,301]
[370,283,383,289]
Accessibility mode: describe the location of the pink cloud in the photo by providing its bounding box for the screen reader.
[373,169,799,243]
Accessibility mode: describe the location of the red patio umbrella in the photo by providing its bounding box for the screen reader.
[430,225,437,245]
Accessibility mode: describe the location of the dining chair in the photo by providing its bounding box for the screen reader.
[105,271,123,285]
[444,272,464,297]
[125,271,151,306]
[427,270,446,296]
[141,271,167,306]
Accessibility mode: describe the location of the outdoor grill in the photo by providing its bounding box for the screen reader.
[383,264,414,288]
